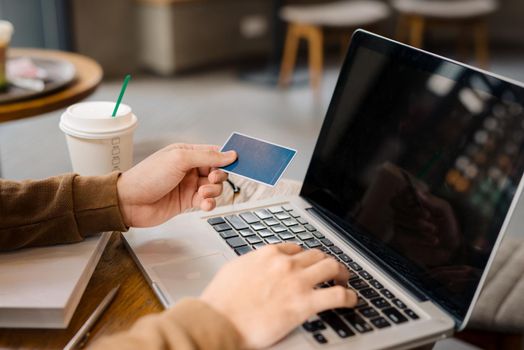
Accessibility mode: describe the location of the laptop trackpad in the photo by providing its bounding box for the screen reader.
[151,253,227,301]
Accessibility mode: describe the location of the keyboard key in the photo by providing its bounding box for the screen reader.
[282,205,294,212]
[381,289,395,299]
[265,236,281,244]
[313,231,325,239]
[348,262,363,271]
[254,209,272,220]
[290,225,306,234]
[246,235,262,244]
[297,232,314,240]
[305,239,322,248]
[356,297,368,308]
[369,280,383,289]
[318,310,355,338]
[264,218,279,226]
[238,228,255,237]
[219,230,237,239]
[250,222,266,231]
[268,206,284,213]
[287,238,302,245]
[271,224,287,233]
[235,245,252,255]
[360,288,379,299]
[225,215,249,230]
[319,246,330,253]
[275,212,291,220]
[282,219,298,227]
[404,309,419,320]
[258,229,274,238]
[302,319,326,332]
[288,210,301,218]
[343,313,373,333]
[371,317,391,329]
[359,271,373,280]
[335,307,354,315]
[226,236,247,248]
[358,307,379,318]
[297,217,308,225]
[371,297,390,309]
[392,299,407,309]
[383,307,408,324]
[278,231,295,240]
[240,212,259,224]
[213,223,232,232]
[207,217,225,225]
[339,254,352,263]
[253,242,267,250]
[305,224,317,231]
[320,238,333,246]
[313,332,328,344]
[330,246,343,255]
[349,279,368,290]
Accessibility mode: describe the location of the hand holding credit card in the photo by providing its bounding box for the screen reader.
[220,132,297,187]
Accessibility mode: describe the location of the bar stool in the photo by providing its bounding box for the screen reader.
[278,0,390,90]
[392,0,497,68]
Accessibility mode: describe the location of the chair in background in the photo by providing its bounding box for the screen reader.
[392,0,497,68]
[278,0,390,90]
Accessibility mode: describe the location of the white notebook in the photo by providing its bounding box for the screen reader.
[0,232,110,328]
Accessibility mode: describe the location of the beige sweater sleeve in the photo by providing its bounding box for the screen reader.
[90,298,243,350]
[0,172,127,251]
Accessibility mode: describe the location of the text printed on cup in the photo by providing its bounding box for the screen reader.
[112,137,121,171]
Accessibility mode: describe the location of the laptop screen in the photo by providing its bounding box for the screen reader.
[301,31,524,324]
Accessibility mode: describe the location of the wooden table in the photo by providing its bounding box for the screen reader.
[0,48,103,123]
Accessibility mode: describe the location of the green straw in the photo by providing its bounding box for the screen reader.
[112,74,131,117]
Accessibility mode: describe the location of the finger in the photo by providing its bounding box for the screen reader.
[208,169,228,184]
[308,286,358,314]
[302,258,350,286]
[198,183,223,199]
[200,198,216,211]
[174,148,237,171]
[274,243,303,255]
[292,248,327,268]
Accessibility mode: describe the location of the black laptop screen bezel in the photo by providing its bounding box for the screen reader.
[300,29,524,328]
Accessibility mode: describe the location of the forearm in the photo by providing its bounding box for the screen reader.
[89,298,242,350]
[0,172,127,251]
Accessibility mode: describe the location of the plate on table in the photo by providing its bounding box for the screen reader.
[0,55,76,104]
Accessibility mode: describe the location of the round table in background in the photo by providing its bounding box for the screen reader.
[0,48,103,123]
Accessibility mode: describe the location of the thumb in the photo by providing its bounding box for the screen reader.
[176,149,237,171]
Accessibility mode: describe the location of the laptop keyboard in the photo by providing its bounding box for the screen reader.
[207,205,420,345]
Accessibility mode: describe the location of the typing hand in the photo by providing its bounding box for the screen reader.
[200,243,357,349]
[117,143,237,227]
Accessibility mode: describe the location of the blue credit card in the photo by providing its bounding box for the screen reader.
[220,132,297,187]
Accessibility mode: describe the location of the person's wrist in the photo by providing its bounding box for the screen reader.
[116,175,133,227]
[199,296,248,348]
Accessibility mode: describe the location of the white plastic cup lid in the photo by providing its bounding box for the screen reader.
[0,21,13,43]
[59,101,138,139]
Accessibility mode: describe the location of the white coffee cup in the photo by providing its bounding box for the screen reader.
[59,101,138,176]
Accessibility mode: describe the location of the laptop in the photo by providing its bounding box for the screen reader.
[123,30,524,349]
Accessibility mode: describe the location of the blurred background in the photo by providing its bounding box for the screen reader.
[0,0,523,183]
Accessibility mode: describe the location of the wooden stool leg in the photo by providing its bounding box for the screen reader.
[474,19,489,69]
[305,25,323,91]
[396,14,408,42]
[456,25,469,63]
[408,15,425,48]
[279,23,301,87]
